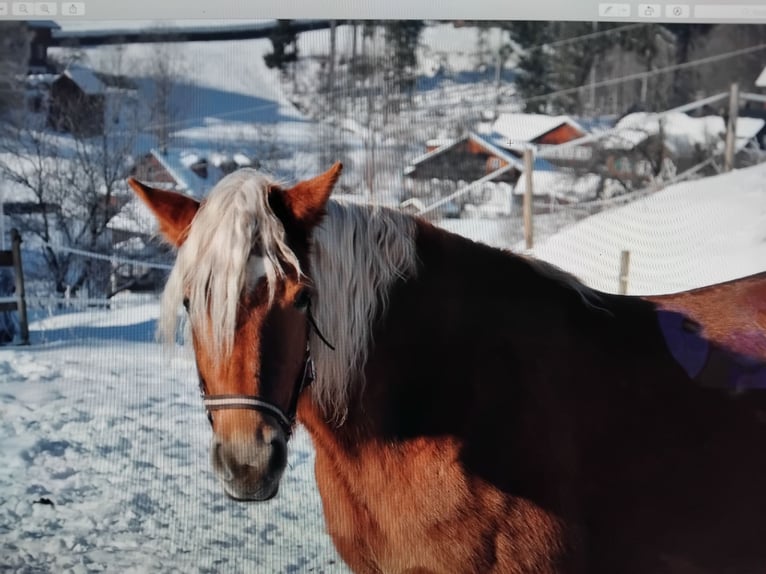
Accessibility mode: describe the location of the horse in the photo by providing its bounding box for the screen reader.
[128,163,766,574]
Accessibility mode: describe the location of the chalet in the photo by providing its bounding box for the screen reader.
[48,66,106,135]
[600,112,766,185]
[130,148,258,198]
[486,113,593,169]
[403,132,569,217]
[490,113,587,146]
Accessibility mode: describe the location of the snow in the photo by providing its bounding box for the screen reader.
[49,36,311,156]
[63,65,106,96]
[491,113,585,144]
[0,300,347,573]
[606,112,765,154]
[418,23,496,76]
[514,171,601,200]
[525,162,766,295]
[755,65,766,88]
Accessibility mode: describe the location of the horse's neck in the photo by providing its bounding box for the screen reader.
[317,221,654,442]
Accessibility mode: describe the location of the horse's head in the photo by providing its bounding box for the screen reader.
[128,163,342,501]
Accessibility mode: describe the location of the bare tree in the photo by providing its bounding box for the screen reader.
[0,50,143,298]
[143,39,187,152]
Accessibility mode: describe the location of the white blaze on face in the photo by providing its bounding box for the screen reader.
[245,255,267,292]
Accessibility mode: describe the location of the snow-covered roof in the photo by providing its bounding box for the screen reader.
[604,112,765,154]
[62,65,106,96]
[146,148,256,198]
[491,113,586,144]
[736,116,766,140]
[755,65,766,88]
[406,132,523,172]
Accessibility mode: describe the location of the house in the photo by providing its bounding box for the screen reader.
[403,132,569,217]
[48,66,106,135]
[600,112,766,185]
[490,112,587,147]
[130,148,258,198]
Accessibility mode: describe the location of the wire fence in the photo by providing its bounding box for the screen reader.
[36,240,174,271]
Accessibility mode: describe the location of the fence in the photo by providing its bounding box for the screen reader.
[0,228,29,345]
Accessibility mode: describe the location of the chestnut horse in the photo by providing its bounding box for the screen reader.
[129,164,766,574]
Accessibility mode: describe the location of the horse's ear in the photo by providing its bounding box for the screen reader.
[278,162,342,228]
[127,177,200,247]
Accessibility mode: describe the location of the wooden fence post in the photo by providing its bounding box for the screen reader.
[724,82,739,172]
[523,148,534,250]
[619,250,630,295]
[0,228,29,345]
[11,229,29,344]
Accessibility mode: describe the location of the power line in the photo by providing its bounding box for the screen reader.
[521,42,766,107]
[37,240,173,270]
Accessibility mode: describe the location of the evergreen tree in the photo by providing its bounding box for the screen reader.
[505,22,555,113]
[382,20,425,107]
[264,20,298,71]
[662,24,714,107]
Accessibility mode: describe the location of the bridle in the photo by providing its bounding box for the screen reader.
[202,342,315,437]
[195,297,334,439]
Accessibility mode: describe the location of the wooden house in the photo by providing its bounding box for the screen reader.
[48,66,106,135]
[403,132,570,217]
[130,148,258,198]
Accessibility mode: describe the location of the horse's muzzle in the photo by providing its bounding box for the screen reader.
[211,432,287,501]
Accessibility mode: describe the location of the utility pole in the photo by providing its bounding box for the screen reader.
[724,82,739,172]
[523,148,534,250]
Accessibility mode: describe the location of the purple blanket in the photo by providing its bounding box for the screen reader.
[657,310,766,391]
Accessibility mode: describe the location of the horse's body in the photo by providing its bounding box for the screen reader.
[129,165,766,574]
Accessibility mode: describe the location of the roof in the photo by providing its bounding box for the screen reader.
[605,112,765,154]
[146,148,256,198]
[405,131,523,173]
[756,65,766,88]
[61,65,106,95]
[26,20,61,30]
[736,116,766,140]
[491,113,586,144]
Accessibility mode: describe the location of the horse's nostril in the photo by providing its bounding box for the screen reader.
[260,425,278,445]
[214,442,234,482]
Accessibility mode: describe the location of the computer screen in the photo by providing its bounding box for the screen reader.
[1,2,765,573]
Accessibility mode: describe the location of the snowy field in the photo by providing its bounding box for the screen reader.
[0,302,347,573]
[527,161,766,295]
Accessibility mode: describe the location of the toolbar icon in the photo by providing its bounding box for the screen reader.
[665,4,690,17]
[11,1,33,16]
[598,3,631,17]
[35,2,57,15]
[62,2,85,15]
[638,3,661,17]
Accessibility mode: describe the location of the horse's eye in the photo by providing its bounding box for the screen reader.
[294,289,310,310]
[182,297,190,311]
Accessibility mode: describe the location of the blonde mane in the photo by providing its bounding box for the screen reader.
[160,168,417,423]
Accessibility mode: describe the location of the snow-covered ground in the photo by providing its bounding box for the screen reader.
[0,301,347,573]
[525,161,766,295]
